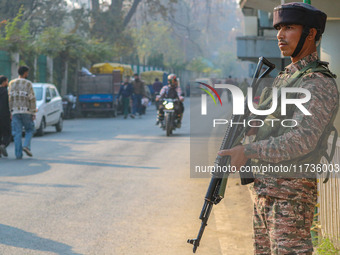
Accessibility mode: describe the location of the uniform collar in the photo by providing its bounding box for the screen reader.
[284,51,319,74]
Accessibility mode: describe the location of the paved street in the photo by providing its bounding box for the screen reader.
[0,100,253,255]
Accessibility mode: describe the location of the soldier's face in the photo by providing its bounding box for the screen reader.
[276,24,303,56]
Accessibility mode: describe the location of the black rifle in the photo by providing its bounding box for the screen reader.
[187,57,275,253]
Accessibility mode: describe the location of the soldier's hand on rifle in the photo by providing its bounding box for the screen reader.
[218,145,249,171]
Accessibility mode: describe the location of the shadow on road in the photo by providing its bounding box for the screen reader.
[0,181,81,194]
[41,158,160,170]
[0,158,51,177]
[0,224,82,255]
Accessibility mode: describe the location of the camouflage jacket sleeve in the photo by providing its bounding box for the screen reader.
[244,73,339,163]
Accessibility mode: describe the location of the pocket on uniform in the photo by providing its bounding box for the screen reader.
[253,196,267,229]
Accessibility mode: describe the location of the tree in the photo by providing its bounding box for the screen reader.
[85,39,113,65]
[0,0,67,36]
[36,27,90,94]
[187,57,221,76]
[0,7,31,53]
[90,0,177,44]
[213,50,238,77]
[0,7,33,79]
[132,21,185,70]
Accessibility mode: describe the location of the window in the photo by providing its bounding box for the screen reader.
[45,87,51,99]
[51,88,57,98]
[33,87,43,101]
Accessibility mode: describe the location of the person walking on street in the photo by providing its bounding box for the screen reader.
[152,78,163,95]
[118,77,133,119]
[152,78,163,110]
[131,73,145,118]
[0,75,10,158]
[8,66,36,159]
[218,3,339,254]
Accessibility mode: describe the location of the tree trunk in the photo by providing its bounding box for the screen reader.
[10,52,19,80]
[91,0,99,12]
[74,60,80,94]
[123,0,142,27]
[33,56,37,82]
[47,56,53,84]
[110,0,123,16]
[61,61,68,96]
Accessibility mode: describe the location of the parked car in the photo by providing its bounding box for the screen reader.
[33,83,64,136]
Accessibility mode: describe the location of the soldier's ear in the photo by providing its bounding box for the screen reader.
[308,28,317,41]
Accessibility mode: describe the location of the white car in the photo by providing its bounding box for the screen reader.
[33,83,64,136]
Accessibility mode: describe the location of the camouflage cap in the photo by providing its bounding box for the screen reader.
[273,2,327,35]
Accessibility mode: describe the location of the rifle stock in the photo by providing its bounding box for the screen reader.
[187,57,275,253]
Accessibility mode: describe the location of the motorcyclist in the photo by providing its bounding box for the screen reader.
[156,74,184,128]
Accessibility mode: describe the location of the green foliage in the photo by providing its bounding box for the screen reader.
[0,6,32,53]
[90,10,123,43]
[35,27,65,57]
[187,57,221,75]
[0,0,67,36]
[313,236,340,255]
[0,1,31,22]
[147,52,164,68]
[187,57,209,73]
[213,49,238,77]
[110,31,135,60]
[59,33,87,60]
[85,39,113,64]
[36,27,108,62]
[131,21,185,69]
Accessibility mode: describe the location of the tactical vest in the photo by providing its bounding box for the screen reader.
[251,60,339,182]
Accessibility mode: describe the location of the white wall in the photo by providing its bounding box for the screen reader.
[321,21,340,78]
[321,20,340,130]
[244,16,258,36]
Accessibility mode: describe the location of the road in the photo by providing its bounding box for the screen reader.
[0,100,253,255]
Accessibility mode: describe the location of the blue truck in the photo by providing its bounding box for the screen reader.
[77,71,121,117]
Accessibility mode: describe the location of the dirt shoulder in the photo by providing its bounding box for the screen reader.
[213,177,254,255]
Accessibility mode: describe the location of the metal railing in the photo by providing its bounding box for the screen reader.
[317,136,340,248]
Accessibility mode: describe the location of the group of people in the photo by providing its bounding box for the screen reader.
[117,73,149,119]
[117,73,184,127]
[0,66,36,159]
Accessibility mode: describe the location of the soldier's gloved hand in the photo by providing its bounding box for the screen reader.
[218,145,249,171]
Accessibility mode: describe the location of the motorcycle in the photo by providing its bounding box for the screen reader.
[161,98,180,136]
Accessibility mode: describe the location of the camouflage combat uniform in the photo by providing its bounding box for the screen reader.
[243,52,339,254]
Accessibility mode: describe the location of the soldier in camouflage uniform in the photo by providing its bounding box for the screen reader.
[219,2,339,254]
